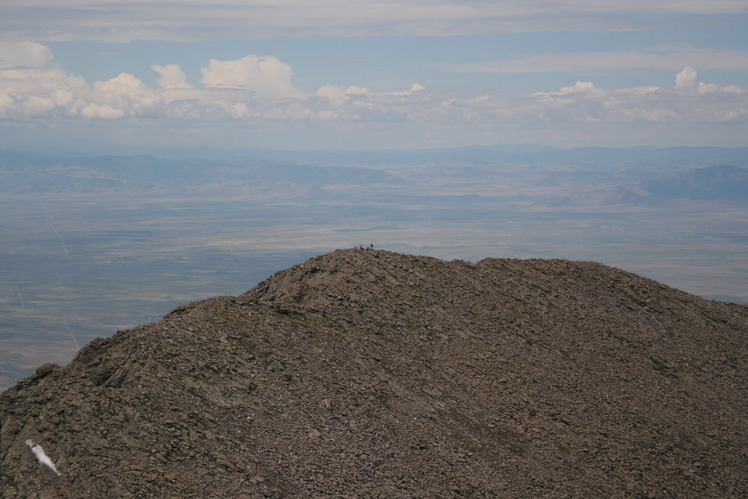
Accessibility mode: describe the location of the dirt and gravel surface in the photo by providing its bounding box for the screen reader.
[2,248,747,497]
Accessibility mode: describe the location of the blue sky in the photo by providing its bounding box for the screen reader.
[1,1,747,150]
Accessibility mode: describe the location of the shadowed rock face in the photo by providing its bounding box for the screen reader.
[1,249,747,497]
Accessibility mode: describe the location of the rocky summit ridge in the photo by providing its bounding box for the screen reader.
[1,249,747,497]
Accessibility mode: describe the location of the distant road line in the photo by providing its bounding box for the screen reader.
[16,283,25,309]
[42,203,71,259]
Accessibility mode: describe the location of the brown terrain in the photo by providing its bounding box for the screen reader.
[1,248,747,497]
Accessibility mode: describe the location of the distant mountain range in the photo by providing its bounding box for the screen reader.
[2,249,746,496]
[615,164,748,203]
[2,146,747,206]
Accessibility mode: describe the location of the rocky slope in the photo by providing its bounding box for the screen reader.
[1,249,747,497]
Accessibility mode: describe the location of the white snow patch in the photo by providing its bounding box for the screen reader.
[25,439,61,476]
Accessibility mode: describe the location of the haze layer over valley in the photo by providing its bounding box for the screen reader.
[1,145,746,389]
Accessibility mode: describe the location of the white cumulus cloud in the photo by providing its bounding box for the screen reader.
[0,42,53,69]
[675,67,698,89]
[152,64,191,89]
[79,103,124,119]
[200,55,300,98]
[0,43,746,148]
[528,67,747,124]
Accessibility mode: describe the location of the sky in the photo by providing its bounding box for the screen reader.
[1,1,747,151]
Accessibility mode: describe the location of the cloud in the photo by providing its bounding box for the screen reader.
[316,85,371,105]
[0,44,163,120]
[200,55,300,98]
[450,48,748,74]
[0,43,745,148]
[152,64,191,89]
[537,81,601,96]
[384,83,427,96]
[22,96,56,116]
[79,103,125,119]
[528,68,747,124]
[675,67,698,89]
[93,72,147,95]
[91,73,164,115]
[0,41,53,69]
[309,69,747,130]
[2,1,747,42]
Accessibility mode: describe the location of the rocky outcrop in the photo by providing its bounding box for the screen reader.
[2,249,746,497]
